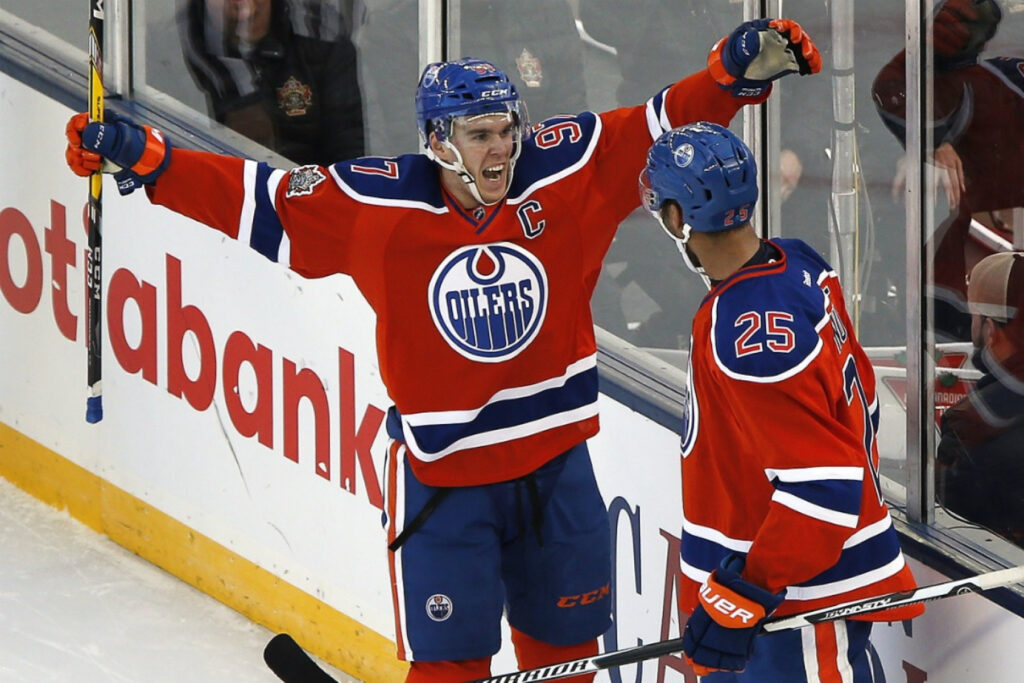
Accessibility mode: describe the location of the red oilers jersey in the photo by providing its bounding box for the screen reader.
[148,70,765,486]
[678,239,922,620]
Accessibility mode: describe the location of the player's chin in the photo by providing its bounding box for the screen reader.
[476,173,509,203]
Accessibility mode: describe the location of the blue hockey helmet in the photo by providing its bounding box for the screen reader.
[639,122,758,235]
[415,57,528,147]
[415,57,530,205]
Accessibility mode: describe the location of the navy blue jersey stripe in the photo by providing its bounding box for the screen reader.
[774,478,863,517]
[409,366,599,454]
[680,529,733,575]
[250,162,285,261]
[794,526,904,589]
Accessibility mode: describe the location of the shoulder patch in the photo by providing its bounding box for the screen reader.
[332,154,446,209]
[983,57,1024,95]
[510,112,600,198]
[710,277,827,383]
[286,165,327,198]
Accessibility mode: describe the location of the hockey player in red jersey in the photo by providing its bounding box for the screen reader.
[872,0,1021,342]
[639,122,923,680]
[65,19,820,682]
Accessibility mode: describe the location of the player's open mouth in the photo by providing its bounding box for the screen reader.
[481,165,504,182]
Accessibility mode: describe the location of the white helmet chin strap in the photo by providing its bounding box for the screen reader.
[654,213,712,290]
[431,140,498,207]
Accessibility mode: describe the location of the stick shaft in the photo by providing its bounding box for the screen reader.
[471,565,1024,682]
[763,564,1024,631]
[86,0,104,423]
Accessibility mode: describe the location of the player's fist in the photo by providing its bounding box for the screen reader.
[932,0,1001,66]
[681,555,785,675]
[65,112,103,177]
[708,18,822,97]
[64,110,172,195]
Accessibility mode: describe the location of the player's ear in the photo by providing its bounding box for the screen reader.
[428,132,452,161]
[664,203,687,240]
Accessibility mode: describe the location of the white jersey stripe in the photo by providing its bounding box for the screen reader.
[386,442,413,660]
[265,169,290,265]
[785,554,907,601]
[766,466,865,482]
[403,354,597,425]
[681,513,754,553]
[772,490,860,528]
[238,159,257,247]
[404,403,599,463]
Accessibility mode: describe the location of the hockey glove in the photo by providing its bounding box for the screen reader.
[65,111,172,195]
[708,18,822,97]
[681,554,785,676]
[932,0,1001,69]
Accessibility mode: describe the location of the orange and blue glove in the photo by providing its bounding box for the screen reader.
[65,110,171,195]
[682,555,786,676]
[708,18,822,97]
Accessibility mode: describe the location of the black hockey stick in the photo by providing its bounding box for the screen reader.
[264,633,339,683]
[262,565,1024,683]
[85,0,104,423]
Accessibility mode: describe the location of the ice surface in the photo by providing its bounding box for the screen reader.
[0,477,359,682]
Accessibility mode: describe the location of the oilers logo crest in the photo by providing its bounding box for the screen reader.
[426,594,453,622]
[429,242,548,362]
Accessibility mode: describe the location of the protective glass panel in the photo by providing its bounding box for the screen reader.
[137,0,398,164]
[773,1,911,503]
[916,0,1024,549]
[352,0,421,157]
[572,0,745,358]
[2,0,85,51]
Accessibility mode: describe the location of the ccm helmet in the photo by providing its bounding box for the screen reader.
[639,122,758,236]
[415,58,530,205]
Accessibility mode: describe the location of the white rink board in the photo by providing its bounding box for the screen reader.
[3,71,1024,681]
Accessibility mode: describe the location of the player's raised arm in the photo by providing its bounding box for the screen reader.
[65,110,257,239]
[707,18,822,98]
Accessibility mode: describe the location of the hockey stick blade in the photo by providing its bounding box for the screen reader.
[264,633,338,683]
[471,565,1024,683]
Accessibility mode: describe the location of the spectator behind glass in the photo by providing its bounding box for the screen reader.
[458,0,587,120]
[181,0,365,165]
[353,0,586,158]
[873,0,1024,342]
[937,252,1024,545]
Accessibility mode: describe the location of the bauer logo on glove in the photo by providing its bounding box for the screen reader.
[682,554,785,676]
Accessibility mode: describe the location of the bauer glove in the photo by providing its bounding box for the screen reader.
[708,18,822,97]
[65,111,172,195]
[682,554,785,676]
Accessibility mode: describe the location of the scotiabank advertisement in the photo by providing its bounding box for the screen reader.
[2,70,1023,681]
